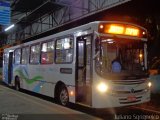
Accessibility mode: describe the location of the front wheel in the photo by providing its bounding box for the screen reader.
[57,85,69,106]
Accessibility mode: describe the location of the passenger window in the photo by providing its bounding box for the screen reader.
[14,48,21,64]
[30,44,40,64]
[21,47,29,64]
[56,37,73,63]
[41,41,54,64]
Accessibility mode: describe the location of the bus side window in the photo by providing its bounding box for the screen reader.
[30,44,40,64]
[55,37,73,63]
[21,47,29,64]
[14,48,21,64]
[41,41,54,64]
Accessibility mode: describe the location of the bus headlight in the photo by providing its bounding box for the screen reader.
[97,82,108,93]
[148,82,152,88]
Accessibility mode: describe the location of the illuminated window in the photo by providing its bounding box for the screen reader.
[41,41,54,64]
[14,48,21,64]
[56,37,73,63]
[30,44,40,64]
[21,47,29,64]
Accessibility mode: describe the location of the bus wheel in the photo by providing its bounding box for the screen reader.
[57,85,69,106]
[15,76,20,91]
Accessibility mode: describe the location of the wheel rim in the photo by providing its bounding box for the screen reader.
[60,88,68,105]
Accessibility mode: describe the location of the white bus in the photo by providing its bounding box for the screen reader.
[3,21,151,108]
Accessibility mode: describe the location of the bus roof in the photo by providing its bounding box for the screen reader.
[4,21,147,52]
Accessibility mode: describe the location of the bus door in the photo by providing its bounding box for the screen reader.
[8,52,13,84]
[76,35,92,106]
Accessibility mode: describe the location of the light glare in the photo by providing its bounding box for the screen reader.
[5,24,15,31]
[97,82,108,93]
[70,91,74,96]
[100,25,104,29]
[139,54,143,58]
[148,82,152,88]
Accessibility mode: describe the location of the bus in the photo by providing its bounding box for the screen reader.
[3,21,151,108]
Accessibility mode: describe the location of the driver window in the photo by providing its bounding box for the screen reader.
[101,42,118,72]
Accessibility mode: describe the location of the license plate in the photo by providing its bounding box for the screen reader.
[127,96,136,101]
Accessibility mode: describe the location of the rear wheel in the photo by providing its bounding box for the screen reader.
[15,76,20,91]
[57,85,69,106]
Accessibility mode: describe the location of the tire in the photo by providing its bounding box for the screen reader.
[57,85,69,106]
[15,76,20,91]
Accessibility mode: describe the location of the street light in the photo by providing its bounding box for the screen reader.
[4,24,15,31]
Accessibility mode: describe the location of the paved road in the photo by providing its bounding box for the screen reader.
[0,84,101,120]
[0,82,160,120]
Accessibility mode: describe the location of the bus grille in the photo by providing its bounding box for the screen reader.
[112,79,146,85]
[111,89,145,95]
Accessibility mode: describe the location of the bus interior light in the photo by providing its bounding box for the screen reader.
[64,42,70,49]
[9,50,14,52]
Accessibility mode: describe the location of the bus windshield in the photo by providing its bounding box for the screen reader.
[95,37,148,80]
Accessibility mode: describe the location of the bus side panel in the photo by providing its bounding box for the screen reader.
[28,64,55,97]
[12,63,76,103]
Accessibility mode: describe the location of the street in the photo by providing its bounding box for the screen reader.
[0,82,160,120]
